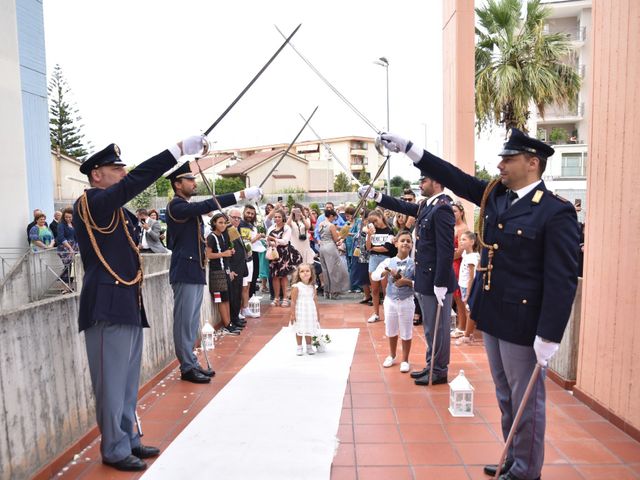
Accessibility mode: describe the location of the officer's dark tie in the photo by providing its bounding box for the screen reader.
[501,190,519,214]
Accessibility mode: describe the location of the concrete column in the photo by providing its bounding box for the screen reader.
[575,0,640,432]
[442,0,476,216]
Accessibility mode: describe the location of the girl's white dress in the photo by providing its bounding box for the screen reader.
[292,282,318,336]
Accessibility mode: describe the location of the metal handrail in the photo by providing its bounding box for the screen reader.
[26,247,79,301]
[0,247,28,284]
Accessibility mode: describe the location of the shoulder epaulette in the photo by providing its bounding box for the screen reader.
[552,192,570,203]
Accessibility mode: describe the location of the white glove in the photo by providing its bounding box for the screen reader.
[433,286,447,307]
[379,132,424,163]
[243,186,263,201]
[379,133,410,154]
[181,135,207,156]
[357,185,381,201]
[533,336,560,367]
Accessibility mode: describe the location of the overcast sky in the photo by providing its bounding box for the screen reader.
[43,0,502,182]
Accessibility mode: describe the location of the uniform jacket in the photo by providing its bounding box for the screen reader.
[414,150,579,345]
[378,193,457,296]
[166,194,236,284]
[73,149,177,332]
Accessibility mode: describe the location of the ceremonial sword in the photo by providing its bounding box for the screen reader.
[193,24,302,221]
[299,114,362,188]
[493,364,543,479]
[258,106,319,189]
[275,24,390,228]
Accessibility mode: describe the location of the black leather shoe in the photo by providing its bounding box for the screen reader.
[410,367,429,379]
[180,368,211,384]
[131,445,160,459]
[103,454,147,471]
[231,322,245,329]
[235,319,247,327]
[497,471,539,480]
[484,459,514,476]
[413,318,423,326]
[197,366,215,377]
[414,374,448,386]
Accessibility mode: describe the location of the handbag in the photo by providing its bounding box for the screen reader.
[209,269,228,293]
[286,243,303,266]
[266,245,279,261]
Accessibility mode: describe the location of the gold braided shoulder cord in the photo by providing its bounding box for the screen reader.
[475,179,501,291]
[78,192,143,287]
[167,199,207,270]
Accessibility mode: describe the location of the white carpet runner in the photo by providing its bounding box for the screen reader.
[142,327,359,479]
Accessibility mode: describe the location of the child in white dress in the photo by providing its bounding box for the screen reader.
[289,263,320,355]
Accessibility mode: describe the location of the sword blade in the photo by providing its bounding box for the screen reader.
[203,24,302,136]
[275,24,381,135]
[300,114,362,187]
[258,106,319,189]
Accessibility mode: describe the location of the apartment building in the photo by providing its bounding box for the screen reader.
[202,136,384,194]
[532,0,591,217]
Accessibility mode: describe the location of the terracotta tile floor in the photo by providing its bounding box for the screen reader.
[54,301,640,479]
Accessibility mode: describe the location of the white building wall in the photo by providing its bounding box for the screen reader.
[0,0,30,252]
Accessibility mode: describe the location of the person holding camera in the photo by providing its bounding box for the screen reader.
[288,204,315,264]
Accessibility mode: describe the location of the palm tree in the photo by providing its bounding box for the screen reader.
[475,0,581,133]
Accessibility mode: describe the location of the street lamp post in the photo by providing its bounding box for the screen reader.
[374,56,390,195]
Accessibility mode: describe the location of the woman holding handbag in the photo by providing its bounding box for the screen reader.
[266,209,301,307]
[206,213,240,335]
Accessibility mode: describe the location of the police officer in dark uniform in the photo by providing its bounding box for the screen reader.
[378,129,579,480]
[73,135,206,471]
[165,163,261,384]
[358,176,457,386]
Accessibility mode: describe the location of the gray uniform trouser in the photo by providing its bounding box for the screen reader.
[416,292,453,378]
[85,322,142,463]
[484,333,546,480]
[172,282,204,374]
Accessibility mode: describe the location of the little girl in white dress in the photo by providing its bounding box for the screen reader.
[289,263,320,355]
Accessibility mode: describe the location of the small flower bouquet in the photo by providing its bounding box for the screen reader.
[312,332,331,352]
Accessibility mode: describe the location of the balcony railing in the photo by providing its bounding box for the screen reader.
[539,102,585,119]
[546,26,587,42]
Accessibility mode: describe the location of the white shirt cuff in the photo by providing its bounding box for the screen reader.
[168,144,182,160]
[407,143,423,163]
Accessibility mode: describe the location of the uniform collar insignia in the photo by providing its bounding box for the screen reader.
[532,190,544,204]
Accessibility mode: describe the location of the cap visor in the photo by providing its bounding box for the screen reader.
[499,149,521,156]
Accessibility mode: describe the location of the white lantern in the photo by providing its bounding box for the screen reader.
[201,322,215,351]
[448,370,474,417]
[249,294,261,317]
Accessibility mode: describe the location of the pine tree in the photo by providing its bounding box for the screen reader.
[48,64,90,158]
[333,172,351,192]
